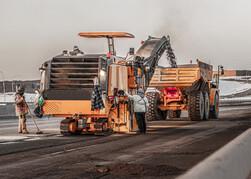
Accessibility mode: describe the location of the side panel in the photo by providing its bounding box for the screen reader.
[149,67,200,88]
[198,60,213,81]
[107,102,138,133]
[108,64,128,96]
[43,100,106,115]
[128,67,137,89]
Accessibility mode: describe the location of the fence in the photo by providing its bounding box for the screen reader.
[0,80,40,93]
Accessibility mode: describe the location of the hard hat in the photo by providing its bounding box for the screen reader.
[73,45,79,50]
[137,88,144,95]
[17,86,25,95]
[18,86,25,92]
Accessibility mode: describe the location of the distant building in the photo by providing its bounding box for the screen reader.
[213,70,251,77]
[222,70,236,77]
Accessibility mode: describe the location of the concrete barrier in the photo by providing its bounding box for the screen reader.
[177,129,251,179]
[0,102,35,119]
[0,103,16,118]
[220,96,251,106]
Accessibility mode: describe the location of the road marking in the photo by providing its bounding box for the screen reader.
[0,141,19,145]
[0,136,29,141]
[0,133,58,145]
[24,138,41,141]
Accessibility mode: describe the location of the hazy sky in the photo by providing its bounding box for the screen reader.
[1,0,251,80]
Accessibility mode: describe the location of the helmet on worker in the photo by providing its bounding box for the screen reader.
[137,88,145,97]
[17,86,25,95]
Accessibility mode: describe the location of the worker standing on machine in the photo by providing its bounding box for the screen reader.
[15,86,29,134]
[70,45,84,56]
[126,88,149,134]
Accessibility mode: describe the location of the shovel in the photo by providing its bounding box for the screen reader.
[24,100,43,134]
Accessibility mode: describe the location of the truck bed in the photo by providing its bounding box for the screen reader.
[149,61,213,88]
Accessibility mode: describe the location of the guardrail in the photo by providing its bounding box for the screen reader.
[177,129,251,179]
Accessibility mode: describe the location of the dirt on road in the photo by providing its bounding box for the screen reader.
[0,107,251,179]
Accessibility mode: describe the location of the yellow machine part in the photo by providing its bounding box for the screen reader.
[43,100,106,116]
[43,99,138,133]
[128,67,137,89]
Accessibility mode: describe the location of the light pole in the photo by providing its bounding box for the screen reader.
[217,65,224,88]
[0,70,6,102]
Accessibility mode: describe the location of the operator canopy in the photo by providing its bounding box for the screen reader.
[78,32,135,38]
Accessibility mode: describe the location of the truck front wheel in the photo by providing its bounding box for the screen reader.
[203,92,210,120]
[188,91,205,121]
[209,92,219,119]
[145,92,165,121]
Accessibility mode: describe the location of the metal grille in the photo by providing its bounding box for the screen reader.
[49,55,100,89]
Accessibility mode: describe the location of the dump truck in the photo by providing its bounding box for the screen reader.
[39,32,177,135]
[145,60,223,121]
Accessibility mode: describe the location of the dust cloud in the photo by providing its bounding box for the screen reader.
[0,0,251,80]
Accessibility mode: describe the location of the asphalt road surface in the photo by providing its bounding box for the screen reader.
[0,106,251,179]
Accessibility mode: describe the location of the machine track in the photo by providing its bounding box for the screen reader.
[60,118,73,136]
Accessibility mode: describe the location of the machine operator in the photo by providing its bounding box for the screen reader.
[126,88,149,134]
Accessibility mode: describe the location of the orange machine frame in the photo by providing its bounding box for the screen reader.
[42,100,107,117]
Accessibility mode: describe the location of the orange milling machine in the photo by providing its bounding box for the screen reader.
[39,32,178,135]
[39,32,142,135]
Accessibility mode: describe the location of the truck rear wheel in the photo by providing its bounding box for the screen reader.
[161,110,168,120]
[203,92,210,120]
[145,92,165,121]
[188,91,205,121]
[168,110,181,119]
[210,92,219,119]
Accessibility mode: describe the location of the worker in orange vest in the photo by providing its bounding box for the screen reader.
[15,86,29,134]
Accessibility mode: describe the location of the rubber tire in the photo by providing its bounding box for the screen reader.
[60,118,72,136]
[60,118,79,136]
[161,110,168,120]
[168,110,181,119]
[188,91,205,121]
[209,92,219,119]
[203,92,210,120]
[145,92,164,121]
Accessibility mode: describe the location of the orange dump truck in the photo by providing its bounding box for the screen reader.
[146,60,223,121]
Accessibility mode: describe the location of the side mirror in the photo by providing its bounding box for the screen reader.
[129,48,135,55]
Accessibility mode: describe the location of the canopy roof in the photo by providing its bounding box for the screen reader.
[78,32,135,38]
